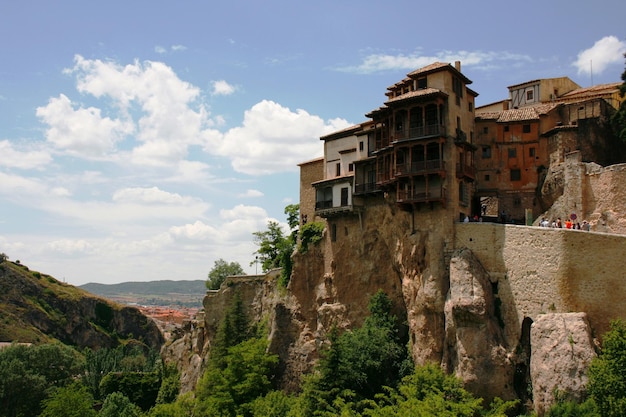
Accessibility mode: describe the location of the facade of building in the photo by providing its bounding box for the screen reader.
[474,78,623,222]
[309,61,478,223]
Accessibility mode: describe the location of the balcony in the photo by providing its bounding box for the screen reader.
[354,182,380,195]
[393,124,446,142]
[456,163,475,181]
[396,187,446,205]
[395,159,446,177]
[315,200,353,218]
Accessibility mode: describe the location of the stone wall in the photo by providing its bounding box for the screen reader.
[454,222,626,345]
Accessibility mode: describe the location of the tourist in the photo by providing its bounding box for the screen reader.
[582,220,591,231]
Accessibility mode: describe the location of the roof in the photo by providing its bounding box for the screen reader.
[297,156,324,166]
[320,123,364,141]
[559,82,621,100]
[405,62,472,84]
[495,103,560,123]
[384,88,447,105]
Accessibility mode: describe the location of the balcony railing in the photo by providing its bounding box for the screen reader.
[354,182,380,194]
[393,124,446,142]
[396,187,446,204]
[315,200,333,210]
[456,163,475,180]
[395,159,445,177]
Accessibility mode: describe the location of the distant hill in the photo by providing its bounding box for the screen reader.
[81,280,207,308]
[0,259,164,349]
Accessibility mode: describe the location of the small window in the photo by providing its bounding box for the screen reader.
[417,77,427,89]
[482,146,491,159]
[504,125,510,132]
[336,163,341,176]
[526,90,534,101]
[359,141,364,151]
[483,126,488,134]
[348,163,354,172]
[523,124,531,133]
[508,148,517,158]
[513,197,522,207]
[469,102,473,111]
[529,147,536,157]
[484,174,490,181]
[510,169,521,181]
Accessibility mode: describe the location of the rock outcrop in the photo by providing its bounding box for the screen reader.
[530,313,597,416]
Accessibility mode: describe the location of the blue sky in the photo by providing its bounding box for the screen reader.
[1,0,625,285]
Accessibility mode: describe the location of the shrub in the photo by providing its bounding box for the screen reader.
[299,221,325,253]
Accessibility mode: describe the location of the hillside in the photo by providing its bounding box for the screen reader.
[81,280,206,307]
[0,259,164,349]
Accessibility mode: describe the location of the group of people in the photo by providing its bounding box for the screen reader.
[539,216,591,231]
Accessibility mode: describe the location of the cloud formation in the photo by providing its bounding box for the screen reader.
[574,36,626,75]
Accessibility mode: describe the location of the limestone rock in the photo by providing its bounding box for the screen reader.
[530,313,596,416]
[443,248,514,402]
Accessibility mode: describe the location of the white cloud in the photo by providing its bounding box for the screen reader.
[169,220,219,241]
[336,49,532,74]
[112,186,190,204]
[36,94,134,157]
[239,189,264,198]
[574,36,626,75]
[154,46,167,54]
[47,239,94,255]
[208,100,350,175]
[211,80,236,96]
[171,44,187,52]
[0,140,52,169]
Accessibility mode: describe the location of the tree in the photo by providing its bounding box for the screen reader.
[251,204,299,286]
[587,319,626,417]
[207,259,245,290]
[39,383,97,417]
[99,392,142,417]
[612,53,626,143]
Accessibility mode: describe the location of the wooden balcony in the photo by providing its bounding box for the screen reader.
[396,187,446,205]
[354,182,380,195]
[456,163,475,181]
[393,124,446,142]
[315,200,353,217]
[395,159,446,177]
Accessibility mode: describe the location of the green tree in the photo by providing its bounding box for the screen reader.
[587,319,626,417]
[156,364,181,405]
[99,392,142,417]
[207,258,245,290]
[612,54,626,143]
[40,383,97,417]
[252,204,299,286]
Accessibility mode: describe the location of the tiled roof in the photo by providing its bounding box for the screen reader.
[385,88,445,104]
[559,82,621,99]
[407,62,451,77]
[475,111,501,120]
[496,103,559,123]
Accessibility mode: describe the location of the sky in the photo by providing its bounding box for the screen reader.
[1,0,625,286]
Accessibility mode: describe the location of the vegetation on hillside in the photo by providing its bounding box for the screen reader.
[206,258,245,290]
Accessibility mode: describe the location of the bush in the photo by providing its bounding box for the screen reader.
[298,221,325,253]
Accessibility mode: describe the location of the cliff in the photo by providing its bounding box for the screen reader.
[0,259,164,350]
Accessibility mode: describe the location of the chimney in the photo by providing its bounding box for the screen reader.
[455,61,461,72]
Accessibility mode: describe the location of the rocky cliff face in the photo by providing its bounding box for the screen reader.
[165,191,619,415]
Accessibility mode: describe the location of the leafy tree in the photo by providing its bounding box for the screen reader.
[0,343,84,417]
[250,390,295,417]
[40,382,97,417]
[612,53,626,143]
[207,258,245,290]
[155,363,181,405]
[146,392,195,417]
[99,391,142,417]
[299,221,325,253]
[99,371,161,411]
[252,204,299,286]
[587,319,626,417]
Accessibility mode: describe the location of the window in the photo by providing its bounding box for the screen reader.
[508,148,517,158]
[348,163,354,172]
[513,197,522,207]
[526,90,534,101]
[482,146,491,159]
[340,187,349,206]
[510,169,521,181]
[484,174,490,181]
[523,124,531,133]
[529,147,536,157]
[359,141,364,151]
[417,77,427,89]
[336,163,341,176]
[469,102,473,111]
[504,125,510,132]
[483,126,488,134]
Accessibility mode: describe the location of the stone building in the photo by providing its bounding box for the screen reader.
[474,78,623,223]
